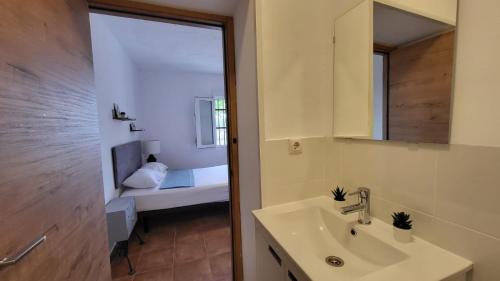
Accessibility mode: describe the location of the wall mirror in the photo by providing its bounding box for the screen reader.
[333,0,457,144]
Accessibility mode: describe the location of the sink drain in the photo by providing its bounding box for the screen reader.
[325,256,344,267]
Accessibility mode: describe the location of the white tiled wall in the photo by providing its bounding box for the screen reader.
[259,137,500,281]
[331,139,500,281]
[260,137,330,207]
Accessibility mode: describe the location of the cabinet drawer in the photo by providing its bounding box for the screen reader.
[256,222,312,281]
[125,200,137,235]
[106,197,137,243]
[124,198,135,218]
[256,231,285,281]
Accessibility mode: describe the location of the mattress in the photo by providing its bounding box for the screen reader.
[121,165,229,212]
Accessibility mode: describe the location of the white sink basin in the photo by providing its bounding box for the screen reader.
[253,196,472,281]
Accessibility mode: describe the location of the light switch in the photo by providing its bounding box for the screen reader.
[288,139,303,154]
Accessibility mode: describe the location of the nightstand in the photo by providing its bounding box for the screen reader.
[106,197,144,275]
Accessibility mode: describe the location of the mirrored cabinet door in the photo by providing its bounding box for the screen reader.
[333,0,457,144]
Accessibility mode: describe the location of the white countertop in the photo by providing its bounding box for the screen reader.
[253,196,473,281]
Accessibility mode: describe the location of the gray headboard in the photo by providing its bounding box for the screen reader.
[111,141,142,189]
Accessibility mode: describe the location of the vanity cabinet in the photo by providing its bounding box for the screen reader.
[256,231,284,281]
[253,197,472,281]
[256,224,311,281]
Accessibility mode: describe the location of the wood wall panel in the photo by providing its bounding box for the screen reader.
[0,1,110,280]
[388,31,455,143]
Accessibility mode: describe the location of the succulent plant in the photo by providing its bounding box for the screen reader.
[331,186,347,201]
[392,212,413,230]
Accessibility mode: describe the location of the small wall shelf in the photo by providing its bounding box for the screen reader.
[112,104,142,132]
[113,116,137,121]
[129,123,144,132]
[112,104,136,121]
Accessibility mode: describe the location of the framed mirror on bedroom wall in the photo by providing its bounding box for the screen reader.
[333,0,457,144]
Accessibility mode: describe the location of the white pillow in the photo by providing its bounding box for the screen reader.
[122,168,162,189]
[142,162,168,173]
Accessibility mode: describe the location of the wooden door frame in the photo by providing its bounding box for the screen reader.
[86,1,242,280]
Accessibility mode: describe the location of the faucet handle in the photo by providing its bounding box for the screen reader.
[348,190,361,196]
[348,187,370,198]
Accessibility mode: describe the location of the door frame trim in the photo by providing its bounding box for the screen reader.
[87,1,243,280]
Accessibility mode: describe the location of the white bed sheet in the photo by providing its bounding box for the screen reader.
[121,165,229,212]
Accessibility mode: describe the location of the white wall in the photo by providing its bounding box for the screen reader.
[450,0,500,147]
[234,1,261,281]
[256,0,364,206]
[135,68,227,169]
[90,14,139,204]
[257,0,368,140]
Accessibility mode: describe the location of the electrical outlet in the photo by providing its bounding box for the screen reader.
[288,139,303,154]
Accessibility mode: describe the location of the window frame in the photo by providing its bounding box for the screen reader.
[194,96,227,148]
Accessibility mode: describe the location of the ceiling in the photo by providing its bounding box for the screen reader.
[135,0,239,16]
[91,13,224,73]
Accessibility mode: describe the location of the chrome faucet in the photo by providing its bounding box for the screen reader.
[340,187,371,225]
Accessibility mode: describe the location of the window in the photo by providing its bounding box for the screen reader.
[373,52,388,140]
[195,97,227,148]
[214,97,227,146]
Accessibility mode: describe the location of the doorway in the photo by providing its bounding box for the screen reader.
[88,1,242,281]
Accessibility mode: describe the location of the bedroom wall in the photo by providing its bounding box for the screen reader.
[135,68,227,169]
[90,14,140,204]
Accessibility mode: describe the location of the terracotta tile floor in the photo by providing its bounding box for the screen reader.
[111,207,232,281]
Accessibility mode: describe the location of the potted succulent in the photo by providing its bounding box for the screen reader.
[331,186,347,211]
[392,211,413,243]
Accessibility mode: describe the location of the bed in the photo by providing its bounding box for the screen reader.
[111,141,229,212]
[121,165,229,211]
